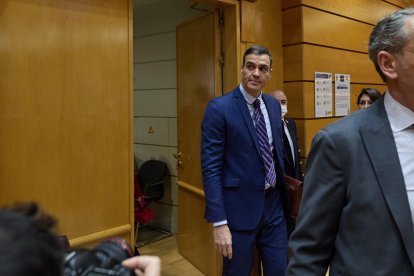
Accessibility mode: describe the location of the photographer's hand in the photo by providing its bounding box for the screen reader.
[122,255,161,276]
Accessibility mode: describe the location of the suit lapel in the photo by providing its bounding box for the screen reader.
[360,99,414,266]
[234,88,261,155]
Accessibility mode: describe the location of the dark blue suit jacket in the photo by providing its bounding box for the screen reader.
[201,87,290,231]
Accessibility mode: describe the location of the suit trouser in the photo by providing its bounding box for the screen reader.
[223,189,288,276]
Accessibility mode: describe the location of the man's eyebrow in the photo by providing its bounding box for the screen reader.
[245,62,269,66]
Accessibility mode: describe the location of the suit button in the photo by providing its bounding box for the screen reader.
[260,187,265,191]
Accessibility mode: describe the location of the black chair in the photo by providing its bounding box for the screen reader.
[134,159,171,247]
[138,160,167,202]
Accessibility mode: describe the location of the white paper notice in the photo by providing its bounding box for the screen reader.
[314,72,333,118]
[334,74,351,116]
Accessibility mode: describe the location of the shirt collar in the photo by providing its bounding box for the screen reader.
[239,84,263,105]
[384,91,414,132]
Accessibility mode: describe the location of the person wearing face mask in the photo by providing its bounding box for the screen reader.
[269,90,303,182]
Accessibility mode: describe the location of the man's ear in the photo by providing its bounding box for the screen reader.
[377,51,398,80]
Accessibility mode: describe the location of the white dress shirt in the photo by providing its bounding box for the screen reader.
[384,92,414,226]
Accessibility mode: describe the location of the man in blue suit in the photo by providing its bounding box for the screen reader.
[201,45,290,275]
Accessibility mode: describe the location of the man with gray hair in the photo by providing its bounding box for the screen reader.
[287,8,414,275]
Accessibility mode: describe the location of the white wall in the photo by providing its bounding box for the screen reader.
[133,0,208,233]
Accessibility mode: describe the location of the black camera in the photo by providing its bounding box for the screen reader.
[63,237,135,276]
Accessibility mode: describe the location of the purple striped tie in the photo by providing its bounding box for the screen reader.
[253,99,277,187]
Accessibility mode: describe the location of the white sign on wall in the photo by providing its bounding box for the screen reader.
[314,72,333,118]
[334,74,351,116]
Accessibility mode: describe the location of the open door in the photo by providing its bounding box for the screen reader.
[176,10,221,276]
[176,2,239,275]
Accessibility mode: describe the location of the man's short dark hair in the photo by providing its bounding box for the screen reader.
[0,203,64,276]
[243,45,273,68]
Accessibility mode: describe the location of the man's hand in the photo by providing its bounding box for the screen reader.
[213,224,232,259]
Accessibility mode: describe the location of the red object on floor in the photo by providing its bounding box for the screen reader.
[135,206,154,224]
[134,173,154,224]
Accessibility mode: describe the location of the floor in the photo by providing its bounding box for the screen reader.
[137,228,329,276]
[137,228,204,276]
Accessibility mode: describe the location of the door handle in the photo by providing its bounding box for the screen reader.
[173,152,182,160]
[174,152,183,169]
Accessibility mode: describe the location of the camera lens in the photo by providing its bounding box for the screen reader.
[93,237,134,269]
[63,237,134,276]
[64,249,101,275]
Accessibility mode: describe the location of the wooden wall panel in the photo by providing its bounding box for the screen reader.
[283,7,373,53]
[384,0,414,8]
[223,2,241,91]
[284,82,313,119]
[0,0,133,246]
[256,0,284,90]
[284,44,382,83]
[241,0,256,43]
[282,0,402,24]
[295,118,337,156]
[241,0,284,91]
[281,7,303,46]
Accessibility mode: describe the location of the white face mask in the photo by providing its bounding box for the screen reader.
[281,104,288,117]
